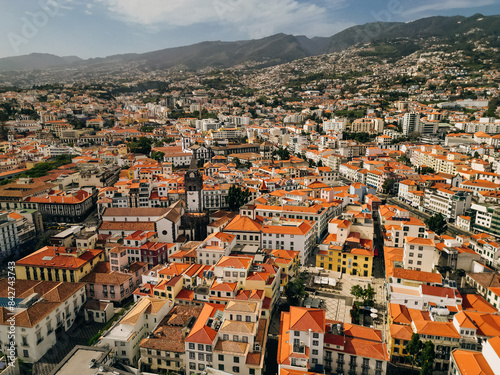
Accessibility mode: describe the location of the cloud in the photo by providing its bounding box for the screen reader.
[402,0,495,17]
[93,0,347,37]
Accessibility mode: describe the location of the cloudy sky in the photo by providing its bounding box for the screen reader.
[1,0,499,59]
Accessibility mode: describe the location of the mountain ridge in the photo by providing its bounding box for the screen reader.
[0,13,499,74]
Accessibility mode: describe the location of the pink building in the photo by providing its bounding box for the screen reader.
[81,261,148,305]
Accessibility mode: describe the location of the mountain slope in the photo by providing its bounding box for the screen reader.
[0,53,82,72]
[0,14,499,74]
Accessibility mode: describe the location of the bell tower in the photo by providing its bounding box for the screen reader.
[185,156,203,212]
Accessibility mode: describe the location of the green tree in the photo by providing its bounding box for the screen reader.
[406,333,435,374]
[284,277,308,307]
[425,213,447,235]
[350,285,365,301]
[485,96,499,118]
[129,137,153,156]
[272,147,290,161]
[151,151,165,162]
[227,185,251,211]
[363,285,375,303]
[350,285,375,305]
[420,166,435,175]
[406,333,424,371]
[233,157,242,169]
[420,341,435,375]
[382,178,395,194]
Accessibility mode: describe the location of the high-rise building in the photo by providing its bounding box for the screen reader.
[402,113,420,135]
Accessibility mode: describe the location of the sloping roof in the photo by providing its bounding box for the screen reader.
[224,215,263,232]
[289,306,325,333]
[451,349,493,375]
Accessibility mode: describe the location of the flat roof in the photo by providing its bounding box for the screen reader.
[50,346,111,375]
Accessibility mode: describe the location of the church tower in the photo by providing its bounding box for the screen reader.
[185,156,203,212]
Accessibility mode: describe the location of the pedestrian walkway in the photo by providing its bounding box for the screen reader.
[323,296,350,322]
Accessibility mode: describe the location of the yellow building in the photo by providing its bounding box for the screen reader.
[153,275,184,299]
[15,246,104,282]
[269,249,300,288]
[387,303,413,363]
[316,245,373,277]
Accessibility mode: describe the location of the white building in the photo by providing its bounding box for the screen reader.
[99,297,173,366]
[197,232,236,266]
[0,212,19,259]
[403,237,439,272]
[261,219,316,265]
[185,300,268,375]
[0,280,86,364]
[402,113,420,136]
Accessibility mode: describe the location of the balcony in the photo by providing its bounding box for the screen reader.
[293,345,306,354]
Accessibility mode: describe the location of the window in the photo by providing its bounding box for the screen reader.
[189,352,195,359]
[313,333,319,338]
[234,356,239,363]
[312,349,318,355]
[188,343,195,350]
[233,366,240,373]
[23,350,29,358]
[294,331,300,336]
[198,344,204,351]
[198,353,204,361]
[312,340,319,346]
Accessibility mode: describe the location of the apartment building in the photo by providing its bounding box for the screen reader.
[185,300,268,375]
[411,320,461,372]
[316,215,375,276]
[197,232,236,266]
[81,261,148,304]
[0,279,86,363]
[99,297,173,366]
[403,237,438,272]
[383,217,426,248]
[278,307,388,375]
[471,203,500,238]
[15,246,105,282]
[423,188,472,219]
[223,215,262,246]
[139,305,203,374]
[450,336,500,375]
[0,212,19,259]
[242,202,338,239]
[25,188,98,223]
[261,219,316,265]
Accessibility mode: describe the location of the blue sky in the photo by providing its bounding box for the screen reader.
[1,0,499,59]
